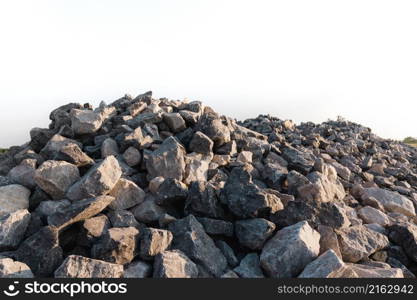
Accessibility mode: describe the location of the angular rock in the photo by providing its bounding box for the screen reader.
[48,196,115,230]
[15,226,63,277]
[71,109,104,135]
[347,264,403,278]
[155,178,188,206]
[215,240,239,268]
[163,113,186,133]
[362,187,416,217]
[145,137,186,181]
[78,214,110,247]
[388,223,417,263]
[233,253,264,278]
[132,198,165,224]
[34,160,80,200]
[139,228,173,260]
[189,131,214,154]
[0,209,31,251]
[66,156,122,201]
[107,209,140,228]
[235,218,275,250]
[54,255,123,278]
[124,261,152,278]
[169,215,227,277]
[357,206,391,226]
[108,178,145,210]
[0,184,30,217]
[35,199,71,219]
[337,225,390,263]
[260,221,320,278]
[91,227,140,264]
[8,159,37,189]
[0,258,33,278]
[221,166,283,218]
[153,250,198,278]
[197,217,234,237]
[197,112,231,147]
[185,181,225,218]
[298,250,346,278]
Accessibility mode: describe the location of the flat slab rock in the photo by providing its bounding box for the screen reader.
[54,255,123,278]
[0,257,34,278]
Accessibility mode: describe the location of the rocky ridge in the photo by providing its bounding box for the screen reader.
[0,92,416,278]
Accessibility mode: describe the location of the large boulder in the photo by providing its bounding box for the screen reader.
[70,109,104,135]
[66,156,122,201]
[260,221,320,278]
[34,160,80,200]
[0,184,30,217]
[8,159,37,189]
[54,255,123,278]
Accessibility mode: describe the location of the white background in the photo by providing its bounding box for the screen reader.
[0,0,416,147]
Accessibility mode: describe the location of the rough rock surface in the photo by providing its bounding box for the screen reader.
[1,93,417,278]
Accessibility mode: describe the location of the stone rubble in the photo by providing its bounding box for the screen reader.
[0,92,416,278]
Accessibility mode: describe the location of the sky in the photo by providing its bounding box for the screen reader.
[0,0,416,147]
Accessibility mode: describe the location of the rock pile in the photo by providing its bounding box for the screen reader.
[0,93,416,278]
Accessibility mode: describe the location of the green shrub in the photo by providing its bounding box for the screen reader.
[403,137,417,144]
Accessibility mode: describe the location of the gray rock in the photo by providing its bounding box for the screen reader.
[124,261,152,278]
[40,134,94,167]
[149,176,164,194]
[145,137,186,181]
[362,187,416,217]
[233,253,264,278]
[107,209,140,228]
[71,109,104,135]
[91,227,140,264]
[48,196,115,230]
[282,146,315,174]
[163,113,186,133]
[337,225,390,263]
[215,240,239,268]
[189,131,214,154]
[35,199,71,219]
[132,198,165,224]
[0,258,33,278]
[15,226,63,277]
[169,215,227,277]
[357,206,391,226]
[298,250,346,278]
[0,209,31,250]
[55,255,123,278]
[197,217,234,237]
[197,112,231,147]
[221,166,283,218]
[123,147,142,167]
[139,228,173,260]
[153,250,198,278]
[260,221,320,278]
[121,127,153,151]
[78,214,110,247]
[388,222,417,263]
[101,138,119,158]
[34,160,80,200]
[235,218,275,250]
[66,156,122,201]
[0,184,30,217]
[347,263,403,278]
[156,178,188,206]
[185,181,225,219]
[108,178,145,210]
[8,159,37,189]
